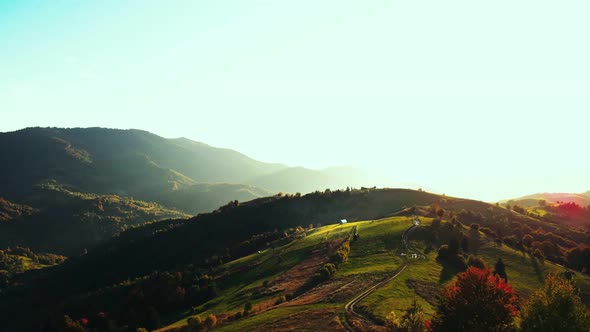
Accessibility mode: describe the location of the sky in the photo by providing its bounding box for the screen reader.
[1,1,589,202]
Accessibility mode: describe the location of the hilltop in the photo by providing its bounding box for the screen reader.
[503,192,590,207]
[501,191,590,230]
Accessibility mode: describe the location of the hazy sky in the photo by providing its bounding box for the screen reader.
[1,1,589,201]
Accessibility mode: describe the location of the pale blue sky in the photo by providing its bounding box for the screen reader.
[1,1,589,201]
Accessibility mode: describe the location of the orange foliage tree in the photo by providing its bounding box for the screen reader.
[429,267,519,332]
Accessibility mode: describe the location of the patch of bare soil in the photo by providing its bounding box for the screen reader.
[252,238,348,311]
[406,279,440,306]
[286,272,389,306]
[246,308,347,332]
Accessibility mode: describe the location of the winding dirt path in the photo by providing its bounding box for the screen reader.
[344,217,421,330]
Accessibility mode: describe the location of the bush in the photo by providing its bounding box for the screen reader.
[400,299,426,332]
[204,314,217,329]
[275,295,287,305]
[330,241,350,267]
[467,256,487,269]
[431,219,442,228]
[244,301,253,314]
[493,258,508,282]
[187,316,203,331]
[503,235,518,247]
[522,234,533,247]
[316,263,337,282]
[385,311,400,329]
[480,227,497,238]
[437,245,467,271]
[521,273,590,332]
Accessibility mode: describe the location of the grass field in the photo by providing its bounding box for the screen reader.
[359,221,590,322]
[160,216,590,331]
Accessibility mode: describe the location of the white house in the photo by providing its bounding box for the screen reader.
[340,219,347,224]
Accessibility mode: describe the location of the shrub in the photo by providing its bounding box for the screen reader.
[493,258,508,282]
[431,218,442,228]
[521,273,590,332]
[437,245,467,270]
[480,227,497,238]
[400,299,426,332]
[204,314,217,329]
[275,295,287,305]
[187,316,203,331]
[467,256,487,269]
[244,301,253,314]
[385,311,400,329]
[316,263,337,282]
[330,241,350,267]
[522,234,533,247]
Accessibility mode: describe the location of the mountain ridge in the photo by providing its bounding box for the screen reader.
[503,192,590,207]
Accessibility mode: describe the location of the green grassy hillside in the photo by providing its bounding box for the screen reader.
[160,216,590,331]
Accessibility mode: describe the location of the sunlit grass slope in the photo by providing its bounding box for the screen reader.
[161,216,590,331]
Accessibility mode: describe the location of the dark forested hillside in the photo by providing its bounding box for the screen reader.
[0,127,391,256]
[0,189,440,331]
[0,127,285,200]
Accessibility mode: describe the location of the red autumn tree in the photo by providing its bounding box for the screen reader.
[429,267,519,332]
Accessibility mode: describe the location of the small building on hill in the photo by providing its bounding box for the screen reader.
[340,219,347,224]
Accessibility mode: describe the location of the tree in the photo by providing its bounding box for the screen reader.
[431,218,442,228]
[400,299,426,332]
[385,310,400,330]
[144,306,161,330]
[244,301,253,315]
[520,273,590,332]
[317,263,337,281]
[204,314,217,329]
[430,267,519,332]
[467,255,486,269]
[494,258,508,282]
[436,208,445,220]
[522,234,533,247]
[461,235,470,253]
[449,237,460,255]
[54,315,85,332]
[187,316,203,331]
